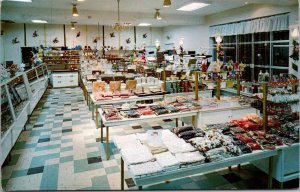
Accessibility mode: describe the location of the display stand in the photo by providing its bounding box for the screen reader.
[216,78,221,100]
[262,82,268,132]
[252,81,299,187]
[194,72,199,100]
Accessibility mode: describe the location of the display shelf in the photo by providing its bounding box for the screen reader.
[44,50,81,70]
[120,149,277,190]
[222,88,253,97]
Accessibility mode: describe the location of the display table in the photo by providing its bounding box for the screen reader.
[91,90,213,128]
[99,109,198,160]
[120,150,277,190]
[92,94,164,128]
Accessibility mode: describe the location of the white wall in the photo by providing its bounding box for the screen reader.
[2,23,24,65]
[205,4,298,26]
[1,23,163,65]
[161,25,210,54]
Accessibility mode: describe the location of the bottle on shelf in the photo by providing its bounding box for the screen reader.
[258,70,264,83]
[264,70,269,82]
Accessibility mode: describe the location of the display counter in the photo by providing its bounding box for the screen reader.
[0,64,49,166]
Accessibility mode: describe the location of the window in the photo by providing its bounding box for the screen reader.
[273,31,289,41]
[272,42,289,67]
[254,43,270,66]
[210,30,289,81]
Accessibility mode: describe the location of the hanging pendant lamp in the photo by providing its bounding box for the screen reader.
[163,0,171,7]
[72,4,79,17]
[154,9,162,20]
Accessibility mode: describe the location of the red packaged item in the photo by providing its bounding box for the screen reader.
[247,142,262,150]
[138,108,154,116]
[235,134,254,143]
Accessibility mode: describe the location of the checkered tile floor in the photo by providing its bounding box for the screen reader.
[1,88,299,190]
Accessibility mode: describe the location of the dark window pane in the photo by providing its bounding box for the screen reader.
[242,66,252,82]
[273,30,289,41]
[223,45,236,63]
[254,43,270,66]
[223,35,236,44]
[254,32,270,41]
[239,44,252,64]
[239,34,252,42]
[273,43,289,67]
[271,68,289,77]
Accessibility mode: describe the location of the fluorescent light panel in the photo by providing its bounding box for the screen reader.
[4,0,32,2]
[177,2,210,11]
[138,23,151,26]
[32,20,47,23]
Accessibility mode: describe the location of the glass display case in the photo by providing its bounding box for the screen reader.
[26,68,39,94]
[1,85,14,137]
[9,75,30,118]
[1,64,49,166]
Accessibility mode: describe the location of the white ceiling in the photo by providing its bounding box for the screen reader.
[1,0,298,26]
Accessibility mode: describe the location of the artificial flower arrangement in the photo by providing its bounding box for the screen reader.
[9,64,18,77]
[290,40,299,61]
[216,44,224,61]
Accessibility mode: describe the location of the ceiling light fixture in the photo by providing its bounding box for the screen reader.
[112,0,131,32]
[4,0,32,2]
[177,2,210,11]
[163,0,171,7]
[154,9,162,20]
[77,0,85,1]
[31,20,47,23]
[72,4,79,17]
[138,23,151,26]
[71,21,77,30]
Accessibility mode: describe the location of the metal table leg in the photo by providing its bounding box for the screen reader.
[88,95,91,111]
[106,126,109,160]
[268,157,273,189]
[280,182,283,189]
[176,118,178,127]
[121,158,124,190]
[86,91,88,105]
[192,116,196,127]
[101,120,103,143]
[96,107,99,129]
[92,103,94,120]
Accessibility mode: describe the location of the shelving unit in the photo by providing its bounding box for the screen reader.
[83,50,97,60]
[43,50,81,71]
[0,64,49,166]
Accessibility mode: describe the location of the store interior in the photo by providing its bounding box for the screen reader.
[0,0,299,190]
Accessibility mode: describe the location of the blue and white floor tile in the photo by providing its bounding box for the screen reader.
[1,88,299,190]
